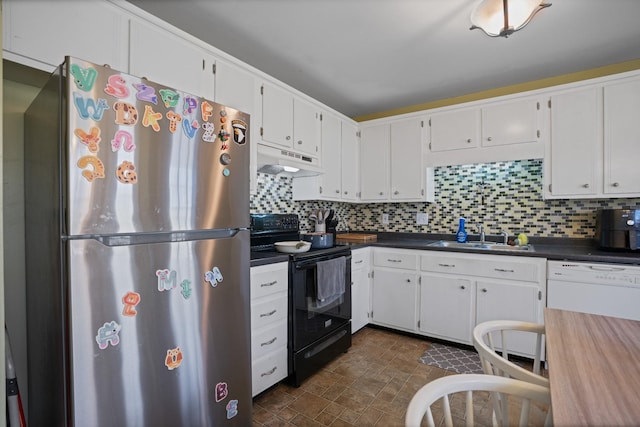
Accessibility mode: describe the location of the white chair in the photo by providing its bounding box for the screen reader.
[472,320,548,387]
[405,374,552,427]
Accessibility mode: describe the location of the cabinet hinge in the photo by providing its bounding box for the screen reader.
[371,271,374,279]
[548,184,552,192]
[428,118,431,127]
[260,127,264,137]
[319,186,323,194]
[536,102,540,110]
[538,290,542,300]
[202,59,205,70]
[212,63,216,74]
[418,276,422,284]
[421,189,424,196]
[417,320,421,328]
[320,113,323,121]
[260,85,264,96]
[537,129,540,138]
[429,142,432,150]
[420,120,424,128]
[356,131,361,138]
[548,99,551,109]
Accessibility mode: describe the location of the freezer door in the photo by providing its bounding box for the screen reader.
[64,58,250,235]
[66,231,251,426]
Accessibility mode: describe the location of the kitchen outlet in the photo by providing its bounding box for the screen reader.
[381,214,389,224]
[416,213,428,225]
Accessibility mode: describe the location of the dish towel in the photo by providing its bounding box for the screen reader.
[316,256,346,301]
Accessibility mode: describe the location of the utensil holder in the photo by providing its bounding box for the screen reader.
[315,223,326,233]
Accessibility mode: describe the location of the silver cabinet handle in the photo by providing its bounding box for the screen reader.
[460,285,466,290]
[355,260,363,264]
[387,259,402,263]
[612,182,620,187]
[260,280,277,288]
[406,279,411,283]
[494,268,515,273]
[344,191,348,195]
[260,309,277,318]
[286,135,291,140]
[467,138,472,143]
[297,140,303,145]
[481,288,487,293]
[260,337,277,347]
[335,189,340,193]
[438,263,455,267]
[379,192,384,196]
[260,366,277,377]
[583,183,590,188]
[487,136,492,141]
[394,190,399,195]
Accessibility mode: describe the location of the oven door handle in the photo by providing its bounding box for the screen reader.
[295,254,352,270]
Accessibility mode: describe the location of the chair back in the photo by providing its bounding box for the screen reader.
[405,374,552,427]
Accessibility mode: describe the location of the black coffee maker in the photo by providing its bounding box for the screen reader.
[596,209,640,251]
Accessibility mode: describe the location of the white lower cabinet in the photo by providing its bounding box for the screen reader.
[371,249,418,332]
[418,274,474,343]
[351,248,371,333]
[419,252,546,357]
[250,262,288,396]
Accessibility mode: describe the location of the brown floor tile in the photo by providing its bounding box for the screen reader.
[287,392,332,419]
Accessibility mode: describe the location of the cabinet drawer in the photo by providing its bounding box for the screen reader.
[251,294,287,330]
[251,319,287,361]
[252,347,288,396]
[421,253,541,282]
[251,262,288,299]
[351,249,369,269]
[374,250,417,269]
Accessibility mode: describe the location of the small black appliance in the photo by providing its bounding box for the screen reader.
[595,209,640,251]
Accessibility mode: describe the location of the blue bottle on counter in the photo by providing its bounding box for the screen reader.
[456,218,467,243]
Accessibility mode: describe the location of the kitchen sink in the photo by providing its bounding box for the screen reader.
[427,240,535,252]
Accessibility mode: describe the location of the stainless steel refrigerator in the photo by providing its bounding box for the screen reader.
[23,57,252,426]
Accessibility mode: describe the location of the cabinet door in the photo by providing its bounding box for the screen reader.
[261,82,294,148]
[475,280,541,356]
[430,108,480,151]
[419,274,474,344]
[341,121,359,201]
[3,0,128,72]
[482,98,539,147]
[360,124,389,200]
[549,87,601,196]
[293,98,321,156]
[351,262,370,333]
[371,269,417,331]
[604,78,640,195]
[130,20,214,98]
[320,113,343,198]
[390,117,424,200]
[214,59,260,193]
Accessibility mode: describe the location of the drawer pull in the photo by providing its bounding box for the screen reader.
[260,337,277,347]
[460,285,466,290]
[438,263,455,268]
[387,259,401,263]
[260,309,277,318]
[481,288,487,293]
[355,260,363,264]
[494,268,515,273]
[260,280,277,287]
[260,366,277,377]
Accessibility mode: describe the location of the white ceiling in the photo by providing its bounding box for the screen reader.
[126,0,640,119]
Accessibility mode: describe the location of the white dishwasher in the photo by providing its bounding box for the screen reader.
[547,260,640,320]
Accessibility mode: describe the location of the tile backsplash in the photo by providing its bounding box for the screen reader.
[250,159,640,238]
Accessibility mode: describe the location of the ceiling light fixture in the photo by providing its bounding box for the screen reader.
[470,0,551,38]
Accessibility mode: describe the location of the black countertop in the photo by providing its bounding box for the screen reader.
[250,232,640,267]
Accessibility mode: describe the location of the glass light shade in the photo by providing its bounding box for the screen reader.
[282,165,300,173]
[470,0,551,37]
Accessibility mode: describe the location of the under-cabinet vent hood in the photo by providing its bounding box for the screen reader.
[257,143,323,177]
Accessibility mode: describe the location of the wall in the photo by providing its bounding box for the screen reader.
[251,160,640,238]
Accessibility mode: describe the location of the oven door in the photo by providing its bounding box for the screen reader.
[290,251,352,351]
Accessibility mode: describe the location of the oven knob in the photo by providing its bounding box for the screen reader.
[627,219,635,226]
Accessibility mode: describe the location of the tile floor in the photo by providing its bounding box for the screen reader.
[252,326,454,426]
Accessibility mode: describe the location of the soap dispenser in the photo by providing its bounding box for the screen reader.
[456,218,467,243]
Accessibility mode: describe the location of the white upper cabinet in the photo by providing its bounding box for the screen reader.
[430,108,480,152]
[318,113,343,198]
[547,87,601,198]
[341,121,359,201]
[261,81,320,156]
[214,59,261,194]
[3,0,128,72]
[390,117,426,200]
[482,98,540,147]
[129,19,215,99]
[360,123,390,201]
[603,78,640,195]
[545,75,640,199]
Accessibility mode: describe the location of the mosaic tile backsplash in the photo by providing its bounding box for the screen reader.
[250,159,640,238]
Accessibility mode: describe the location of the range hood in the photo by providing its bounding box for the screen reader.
[257,144,323,177]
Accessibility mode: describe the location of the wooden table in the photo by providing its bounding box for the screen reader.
[545,308,640,426]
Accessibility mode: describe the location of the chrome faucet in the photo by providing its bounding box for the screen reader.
[500,230,509,245]
[478,225,485,243]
